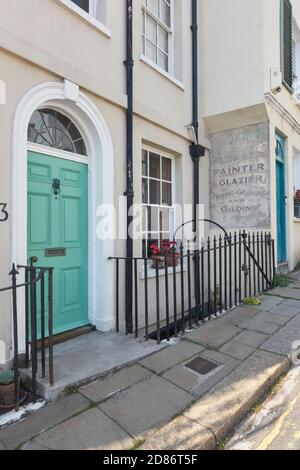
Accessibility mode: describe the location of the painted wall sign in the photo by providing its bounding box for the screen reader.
[210,122,270,229]
[0,203,9,222]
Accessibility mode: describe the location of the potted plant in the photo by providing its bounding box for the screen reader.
[149,240,181,269]
[165,240,181,267]
[0,369,15,407]
[295,189,300,202]
[149,243,165,269]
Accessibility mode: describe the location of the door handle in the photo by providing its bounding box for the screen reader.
[30,256,38,266]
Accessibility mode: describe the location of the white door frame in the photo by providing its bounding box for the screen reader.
[12,80,115,352]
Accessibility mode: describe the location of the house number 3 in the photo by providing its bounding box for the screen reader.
[0,203,9,222]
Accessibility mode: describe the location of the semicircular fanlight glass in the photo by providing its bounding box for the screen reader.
[28,108,87,156]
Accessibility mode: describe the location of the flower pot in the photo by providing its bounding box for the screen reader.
[151,255,165,270]
[167,253,180,268]
[0,382,15,407]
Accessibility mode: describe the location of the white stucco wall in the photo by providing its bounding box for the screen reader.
[0,1,210,364]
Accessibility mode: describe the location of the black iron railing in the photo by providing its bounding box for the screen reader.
[110,231,276,344]
[0,264,54,411]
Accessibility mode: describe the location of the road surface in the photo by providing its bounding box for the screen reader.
[226,365,300,450]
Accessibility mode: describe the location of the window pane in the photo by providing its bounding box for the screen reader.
[160,0,171,27]
[71,0,89,13]
[142,206,147,232]
[142,150,148,176]
[149,152,161,178]
[145,14,157,43]
[148,207,159,231]
[142,178,148,204]
[147,0,159,16]
[149,180,161,204]
[158,25,168,53]
[74,139,86,156]
[145,40,157,63]
[160,208,170,232]
[158,50,168,71]
[162,182,172,206]
[162,157,172,181]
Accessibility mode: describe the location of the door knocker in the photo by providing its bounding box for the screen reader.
[52,179,61,199]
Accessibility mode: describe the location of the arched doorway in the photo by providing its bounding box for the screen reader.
[27,108,89,335]
[12,81,115,351]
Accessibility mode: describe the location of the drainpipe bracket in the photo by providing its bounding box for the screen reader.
[123,59,134,68]
[124,189,135,198]
[189,144,206,161]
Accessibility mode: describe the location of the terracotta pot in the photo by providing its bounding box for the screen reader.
[167,253,180,267]
[151,255,165,270]
[0,382,15,407]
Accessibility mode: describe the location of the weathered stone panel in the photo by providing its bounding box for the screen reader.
[210,122,270,229]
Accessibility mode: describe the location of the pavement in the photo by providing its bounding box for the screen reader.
[20,331,166,400]
[1,278,300,450]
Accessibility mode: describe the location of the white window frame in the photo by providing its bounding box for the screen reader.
[57,0,111,38]
[141,0,174,75]
[141,145,175,255]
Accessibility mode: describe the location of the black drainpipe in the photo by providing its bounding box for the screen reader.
[124,0,134,334]
[190,0,205,306]
[190,0,205,235]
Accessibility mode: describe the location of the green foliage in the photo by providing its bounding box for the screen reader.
[243,297,262,306]
[274,273,289,287]
[131,439,146,450]
[293,262,300,272]
[0,369,14,385]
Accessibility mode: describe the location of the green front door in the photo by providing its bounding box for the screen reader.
[28,150,89,335]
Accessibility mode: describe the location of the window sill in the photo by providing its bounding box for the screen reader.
[140,263,187,280]
[57,0,112,38]
[140,55,185,91]
[294,217,300,223]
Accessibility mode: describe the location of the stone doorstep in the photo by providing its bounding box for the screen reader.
[19,332,167,401]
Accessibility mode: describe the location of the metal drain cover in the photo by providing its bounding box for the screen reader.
[186,356,218,375]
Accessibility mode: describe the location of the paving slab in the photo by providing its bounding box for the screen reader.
[200,348,234,365]
[20,441,50,450]
[259,295,283,311]
[234,330,270,348]
[239,318,279,335]
[162,355,240,397]
[99,375,193,437]
[140,416,216,451]
[34,407,133,450]
[0,393,91,450]
[79,364,152,403]
[184,320,241,348]
[0,441,5,451]
[253,311,289,326]
[221,306,261,326]
[260,315,300,357]
[219,340,255,360]
[270,288,300,301]
[138,340,204,374]
[271,301,300,318]
[184,350,289,442]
